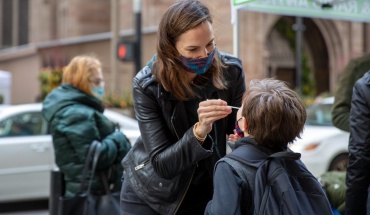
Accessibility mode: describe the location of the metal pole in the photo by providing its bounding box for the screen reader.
[233,8,240,58]
[133,0,142,75]
[12,0,19,46]
[294,16,303,93]
[110,0,120,92]
[0,0,3,49]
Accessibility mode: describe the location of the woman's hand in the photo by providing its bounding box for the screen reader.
[195,99,232,138]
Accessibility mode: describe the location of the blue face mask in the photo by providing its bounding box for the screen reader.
[235,118,244,137]
[180,48,216,75]
[92,86,104,100]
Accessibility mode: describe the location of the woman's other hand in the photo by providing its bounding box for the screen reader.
[228,131,242,142]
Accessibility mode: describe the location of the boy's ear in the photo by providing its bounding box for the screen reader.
[241,117,248,132]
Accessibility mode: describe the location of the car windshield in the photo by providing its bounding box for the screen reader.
[305,102,333,126]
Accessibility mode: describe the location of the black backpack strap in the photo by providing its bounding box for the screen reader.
[269,151,301,160]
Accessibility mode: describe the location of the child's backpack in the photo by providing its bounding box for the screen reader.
[223,144,333,215]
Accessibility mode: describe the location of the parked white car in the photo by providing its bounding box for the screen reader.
[0,103,140,203]
[290,97,349,177]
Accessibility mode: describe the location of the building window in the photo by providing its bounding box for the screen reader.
[18,0,28,45]
[1,0,28,49]
[2,0,13,48]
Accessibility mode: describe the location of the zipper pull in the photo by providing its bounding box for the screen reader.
[135,163,145,170]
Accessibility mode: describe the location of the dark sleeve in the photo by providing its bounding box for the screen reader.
[205,162,245,215]
[133,78,212,179]
[346,81,370,215]
[332,59,357,132]
[59,109,125,170]
[98,130,131,169]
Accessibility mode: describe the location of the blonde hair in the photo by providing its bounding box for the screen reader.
[62,55,101,95]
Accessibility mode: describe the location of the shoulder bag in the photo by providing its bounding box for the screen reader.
[57,140,121,215]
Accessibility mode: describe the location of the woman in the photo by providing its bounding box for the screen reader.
[120,1,246,214]
[42,55,131,197]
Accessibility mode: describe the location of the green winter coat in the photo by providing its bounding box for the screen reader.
[332,52,370,132]
[42,84,131,197]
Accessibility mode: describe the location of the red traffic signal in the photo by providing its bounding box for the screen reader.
[117,40,135,62]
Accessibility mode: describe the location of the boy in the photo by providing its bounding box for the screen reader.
[205,79,330,214]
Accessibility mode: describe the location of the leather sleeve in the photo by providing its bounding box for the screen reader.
[332,59,357,132]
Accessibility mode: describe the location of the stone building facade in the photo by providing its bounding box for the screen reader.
[0,0,369,104]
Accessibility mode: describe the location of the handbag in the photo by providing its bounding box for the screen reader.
[57,140,121,215]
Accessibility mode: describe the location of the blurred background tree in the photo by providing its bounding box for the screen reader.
[38,67,64,101]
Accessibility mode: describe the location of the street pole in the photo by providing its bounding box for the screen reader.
[133,0,142,75]
[293,16,304,94]
[233,8,240,58]
[111,0,120,92]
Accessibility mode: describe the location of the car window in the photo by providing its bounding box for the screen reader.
[104,110,139,130]
[0,111,48,137]
[305,103,333,126]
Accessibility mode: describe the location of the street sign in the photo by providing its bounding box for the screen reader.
[231,0,370,23]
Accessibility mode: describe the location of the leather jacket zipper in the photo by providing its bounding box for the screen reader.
[173,163,196,215]
[171,114,196,215]
[135,159,150,170]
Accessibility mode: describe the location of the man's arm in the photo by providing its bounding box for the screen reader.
[331,60,357,132]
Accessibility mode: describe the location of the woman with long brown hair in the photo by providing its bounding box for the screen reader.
[120,1,246,214]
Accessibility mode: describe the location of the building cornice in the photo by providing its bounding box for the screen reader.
[0,26,158,61]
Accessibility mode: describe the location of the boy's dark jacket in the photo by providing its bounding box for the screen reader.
[205,137,274,215]
[122,52,246,215]
[205,136,332,215]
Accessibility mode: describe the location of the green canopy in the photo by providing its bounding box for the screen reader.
[231,0,370,23]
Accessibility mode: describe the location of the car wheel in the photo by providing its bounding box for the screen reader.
[328,153,349,172]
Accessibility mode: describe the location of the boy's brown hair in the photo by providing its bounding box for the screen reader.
[241,79,306,148]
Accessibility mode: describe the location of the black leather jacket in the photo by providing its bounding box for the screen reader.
[122,52,246,214]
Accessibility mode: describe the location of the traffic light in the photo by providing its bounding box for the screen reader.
[117,40,135,62]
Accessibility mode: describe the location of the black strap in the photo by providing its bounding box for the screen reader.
[86,141,102,195]
[78,140,99,192]
[269,151,301,160]
[84,140,114,195]
[99,172,112,195]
